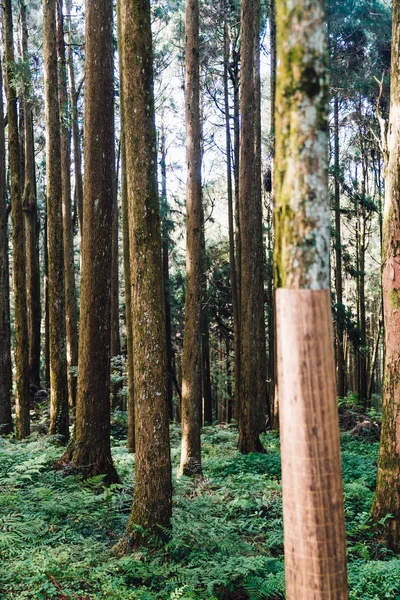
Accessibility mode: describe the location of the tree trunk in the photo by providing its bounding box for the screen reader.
[119,0,172,546]
[200,207,212,425]
[57,0,78,408]
[61,0,118,480]
[44,211,50,388]
[20,0,41,391]
[4,0,30,439]
[334,95,346,398]
[65,0,83,243]
[237,0,264,454]
[253,0,268,432]
[43,0,69,441]
[117,0,134,452]
[223,0,240,425]
[179,0,203,477]
[110,149,121,359]
[274,0,348,596]
[372,0,400,551]
[160,113,174,421]
[0,50,12,435]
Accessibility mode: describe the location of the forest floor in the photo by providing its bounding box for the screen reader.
[1,408,400,600]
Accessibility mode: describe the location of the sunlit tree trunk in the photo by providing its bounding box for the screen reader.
[274,0,348,597]
[57,0,78,408]
[20,0,41,391]
[0,50,12,435]
[43,0,69,441]
[4,0,30,439]
[237,0,264,453]
[179,0,203,476]
[61,0,118,480]
[372,0,400,551]
[119,0,172,546]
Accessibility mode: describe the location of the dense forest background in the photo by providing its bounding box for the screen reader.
[1,0,400,598]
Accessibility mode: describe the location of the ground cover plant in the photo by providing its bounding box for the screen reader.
[0,416,399,600]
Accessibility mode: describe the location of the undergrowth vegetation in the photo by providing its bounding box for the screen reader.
[0,418,400,599]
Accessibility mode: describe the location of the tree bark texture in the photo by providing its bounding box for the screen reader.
[4,0,30,439]
[372,0,400,551]
[117,0,135,452]
[0,50,12,435]
[44,0,69,441]
[179,0,203,476]
[238,0,264,453]
[65,0,118,480]
[57,0,78,408]
[120,0,172,543]
[275,0,348,597]
[20,0,41,390]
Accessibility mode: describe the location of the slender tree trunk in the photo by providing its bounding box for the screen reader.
[200,207,212,425]
[65,0,83,243]
[4,0,30,439]
[119,0,172,546]
[160,113,174,421]
[61,0,118,479]
[253,0,268,432]
[117,0,134,452]
[110,149,121,359]
[372,0,400,551]
[0,51,12,435]
[20,0,41,390]
[223,0,240,424]
[237,0,264,454]
[43,0,69,441]
[44,211,50,388]
[334,95,345,398]
[268,0,278,430]
[275,0,348,596]
[57,0,78,408]
[179,0,203,477]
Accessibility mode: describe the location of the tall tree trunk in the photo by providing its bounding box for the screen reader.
[0,50,12,435]
[223,0,240,425]
[43,0,69,441]
[200,207,212,425]
[274,0,348,596]
[20,0,41,390]
[65,0,83,243]
[179,0,203,477]
[44,211,50,388]
[110,150,121,359]
[372,0,400,551]
[160,113,174,421]
[268,0,278,430]
[57,0,78,408]
[119,0,172,546]
[117,0,134,452]
[62,0,118,480]
[334,95,346,398]
[4,0,30,439]
[253,0,268,432]
[237,0,264,454]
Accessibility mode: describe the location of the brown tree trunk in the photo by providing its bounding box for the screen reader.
[4,0,30,439]
[20,0,41,391]
[0,50,12,435]
[43,0,69,441]
[65,0,83,243]
[223,0,240,425]
[160,113,174,421]
[200,207,212,426]
[110,149,121,359]
[44,211,50,389]
[237,0,264,454]
[274,0,348,596]
[334,95,346,398]
[117,0,134,452]
[179,0,203,477]
[119,0,172,546]
[61,0,118,479]
[57,0,78,408]
[372,0,400,551]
